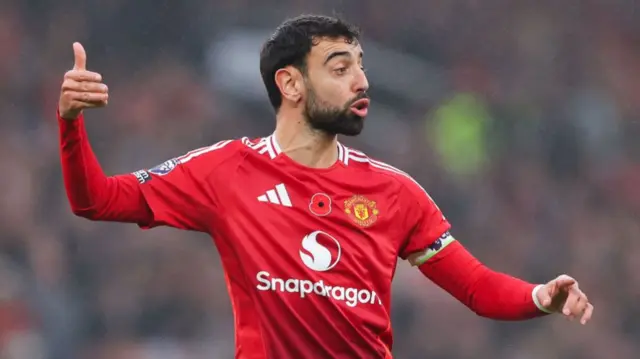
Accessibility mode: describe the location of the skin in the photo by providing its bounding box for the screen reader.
[272,37,368,169]
[58,40,593,325]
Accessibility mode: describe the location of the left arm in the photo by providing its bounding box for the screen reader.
[396,177,593,323]
[408,234,548,320]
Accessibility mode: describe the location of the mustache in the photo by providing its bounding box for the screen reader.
[346,92,370,107]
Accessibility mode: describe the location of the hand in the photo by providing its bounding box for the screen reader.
[536,274,594,325]
[58,42,109,120]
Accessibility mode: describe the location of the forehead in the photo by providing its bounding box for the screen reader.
[308,37,363,62]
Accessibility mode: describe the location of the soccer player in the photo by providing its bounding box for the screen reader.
[57,15,593,359]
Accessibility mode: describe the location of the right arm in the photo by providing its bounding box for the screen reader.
[58,42,154,226]
[58,42,235,232]
[58,110,153,224]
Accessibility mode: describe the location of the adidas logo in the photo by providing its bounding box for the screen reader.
[257,183,292,207]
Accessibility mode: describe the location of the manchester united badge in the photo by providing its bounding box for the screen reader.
[344,195,379,227]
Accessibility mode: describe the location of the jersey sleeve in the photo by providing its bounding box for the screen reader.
[397,177,452,262]
[59,111,153,225]
[135,139,241,232]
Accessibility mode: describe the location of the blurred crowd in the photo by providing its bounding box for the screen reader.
[0,0,639,358]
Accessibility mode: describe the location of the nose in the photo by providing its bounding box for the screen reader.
[353,67,369,94]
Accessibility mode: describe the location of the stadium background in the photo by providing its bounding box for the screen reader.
[1,0,639,358]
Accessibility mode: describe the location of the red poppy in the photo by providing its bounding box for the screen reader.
[309,193,332,216]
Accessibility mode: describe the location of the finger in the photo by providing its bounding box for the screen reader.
[581,303,594,325]
[570,295,588,318]
[69,99,108,110]
[562,291,581,318]
[64,70,102,82]
[548,277,576,298]
[66,91,109,104]
[73,42,87,70]
[554,276,576,291]
[62,79,108,93]
[547,281,561,298]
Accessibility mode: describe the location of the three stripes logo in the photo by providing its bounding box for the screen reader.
[257,183,292,207]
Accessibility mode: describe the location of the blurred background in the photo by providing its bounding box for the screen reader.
[0,0,639,358]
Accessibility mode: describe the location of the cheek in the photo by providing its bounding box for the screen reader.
[317,81,351,107]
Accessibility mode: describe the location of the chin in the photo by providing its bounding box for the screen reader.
[342,115,365,136]
[338,121,364,136]
[308,111,365,136]
[323,117,364,136]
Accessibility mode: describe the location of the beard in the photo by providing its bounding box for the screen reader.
[303,88,368,136]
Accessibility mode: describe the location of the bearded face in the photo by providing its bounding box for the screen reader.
[303,82,369,136]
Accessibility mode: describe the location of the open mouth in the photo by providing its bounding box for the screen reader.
[350,98,370,117]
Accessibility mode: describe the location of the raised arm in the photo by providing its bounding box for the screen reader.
[58,42,235,233]
[58,42,153,225]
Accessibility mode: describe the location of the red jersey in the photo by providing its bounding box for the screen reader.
[134,136,450,358]
[58,113,546,359]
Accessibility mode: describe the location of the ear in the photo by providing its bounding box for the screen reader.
[275,66,303,105]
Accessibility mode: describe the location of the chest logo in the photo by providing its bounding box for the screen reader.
[344,195,379,227]
[299,231,342,272]
[309,193,332,216]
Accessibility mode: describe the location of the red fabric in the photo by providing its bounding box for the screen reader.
[58,109,546,358]
[58,111,152,224]
[419,240,547,320]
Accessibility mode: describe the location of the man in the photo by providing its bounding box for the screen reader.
[57,15,593,359]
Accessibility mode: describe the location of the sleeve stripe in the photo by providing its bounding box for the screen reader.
[178,140,233,163]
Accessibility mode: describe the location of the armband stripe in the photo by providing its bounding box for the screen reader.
[412,233,455,266]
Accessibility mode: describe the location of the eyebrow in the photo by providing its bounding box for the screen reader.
[323,50,363,65]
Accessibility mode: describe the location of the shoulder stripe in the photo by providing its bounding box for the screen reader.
[243,137,278,160]
[337,143,345,163]
[178,139,233,164]
[264,138,276,159]
[270,135,283,156]
[343,146,350,166]
[347,152,444,215]
[349,152,410,177]
[244,135,351,163]
[247,138,266,151]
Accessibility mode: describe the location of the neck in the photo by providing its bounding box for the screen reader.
[273,109,339,169]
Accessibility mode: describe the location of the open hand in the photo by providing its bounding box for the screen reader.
[536,274,593,325]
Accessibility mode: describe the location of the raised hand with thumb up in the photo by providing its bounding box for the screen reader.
[58,42,109,120]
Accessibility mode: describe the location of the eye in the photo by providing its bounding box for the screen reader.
[334,67,348,75]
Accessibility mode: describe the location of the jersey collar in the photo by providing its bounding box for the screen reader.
[268,134,349,166]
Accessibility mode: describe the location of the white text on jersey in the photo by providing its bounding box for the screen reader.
[255,271,382,308]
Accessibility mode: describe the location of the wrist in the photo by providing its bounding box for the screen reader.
[57,107,82,121]
[532,284,554,314]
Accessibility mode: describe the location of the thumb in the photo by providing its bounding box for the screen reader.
[73,42,87,70]
[553,275,576,291]
[536,285,553,307]
[548,275,576,297]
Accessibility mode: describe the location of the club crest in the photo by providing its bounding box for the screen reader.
[344,195,379,227]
